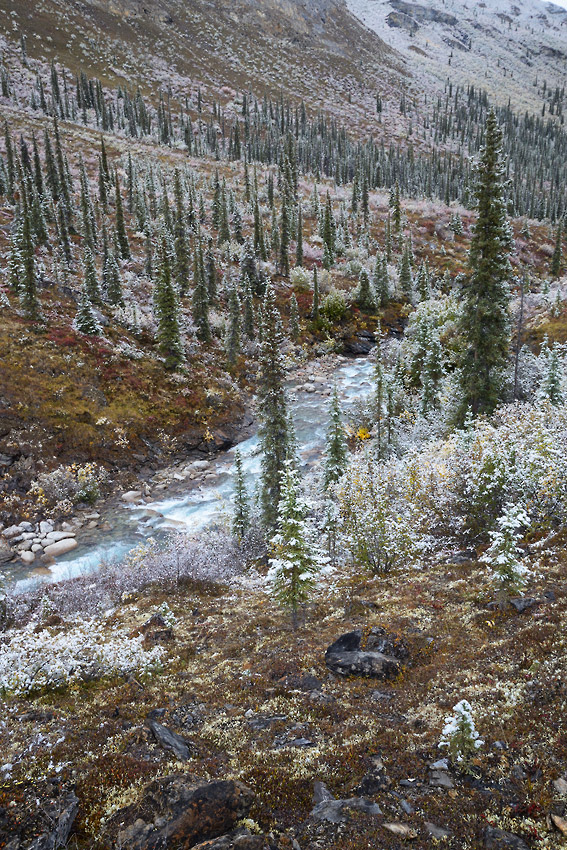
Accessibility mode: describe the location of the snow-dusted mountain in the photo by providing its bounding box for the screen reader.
[345,0,567,111]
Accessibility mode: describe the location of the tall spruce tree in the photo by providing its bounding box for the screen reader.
[551,221,563,279]
[312,266,320,320]
[232,448,250,542]
[295,202,303,267]
[355,268,376,312]
[75,285,101,335]
[192,238,211,343]
[19,185,42,321]
[226,281,241,365]
[459,110,513,417]
[323,386,347,490]
[155,238,184,369]
[289,292,300,341]
[258,283,289,529]
[114,169,130,259]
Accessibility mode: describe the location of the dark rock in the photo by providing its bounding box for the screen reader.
[313,781,333,805]
[343,335,374,355]
[104,773,254,850]
[509,597,539,613]
[311,796,381,824]
[359,754,390,794]
[0,540,13,565]
[400,800,414,815]
[19,710,55,723]
[247,715,287,731]
[26,791,78,850]
[148,719,191,760]
[191,829,268,849]
[429,770,454,789]
[325,627,408,678]
[425,821,452,839]
[484,826,530,849]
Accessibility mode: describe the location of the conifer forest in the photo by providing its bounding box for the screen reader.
[0,1,567,848]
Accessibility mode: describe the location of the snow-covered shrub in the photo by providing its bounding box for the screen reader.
[481,503,530,595]
[0,619,165,696]
[29,463,109,509]
[337,401,567,556]
[321,288,347,322]
[439,700,483,772]
[290,266,312,291]
[337,455,422,573]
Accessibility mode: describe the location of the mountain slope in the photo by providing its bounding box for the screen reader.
[346,0,567,112]
[1,0,407,131]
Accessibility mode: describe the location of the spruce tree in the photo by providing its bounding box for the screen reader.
[399,245,413,302]
[205,239,217,303]
[75,285,101,335]
[226,281,241,366]
[173,169,190,296]
[540,347,563,405]
[312,266,320,320]
[105,254,123,306]
[323,386,347,490]
[232,448,250,542]
[258,283,289,529]
[83,245,102,305]
[279,198,290,277]
[355,268,376,312]
[295,202,303,267]
[155,238,184,369]
[192,239,211,343]
[267,460,327,628]
[551,221,563,279]
[19,188,42,321]
[289,292,300,341]
[373,253,389,308]
[459,110,513,417]
[114,169,130,259]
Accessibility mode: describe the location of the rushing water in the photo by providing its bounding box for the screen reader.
[15,356,375,589]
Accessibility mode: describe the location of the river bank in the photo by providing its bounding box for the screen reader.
[1,352,375,589]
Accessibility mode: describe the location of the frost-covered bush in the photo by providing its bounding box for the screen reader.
[439,700,483,773]
[337,401,567,555]
[0,619,164,696]
[290,266,312,291]
[29,463,109,510]
[321,288,347,322]
[343,258,364,278]
[4,530,245,629]
[337,455,422,572]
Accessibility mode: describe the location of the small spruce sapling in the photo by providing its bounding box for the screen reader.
[439,700,483,774]
[267,461,329,628]
[481,503,530,597]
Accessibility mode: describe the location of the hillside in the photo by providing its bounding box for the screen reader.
[1,0,407,132]
[0,2,567,850]
[346,0,567,113]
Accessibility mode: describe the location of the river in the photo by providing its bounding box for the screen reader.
[15,355,375,589]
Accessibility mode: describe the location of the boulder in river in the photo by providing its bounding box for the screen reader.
[42,538,78,559]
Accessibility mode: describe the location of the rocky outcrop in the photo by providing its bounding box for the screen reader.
[325,627,409,678]
[104,773,255,849]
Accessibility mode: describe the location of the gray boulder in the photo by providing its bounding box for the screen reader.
[325,627,408,679]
